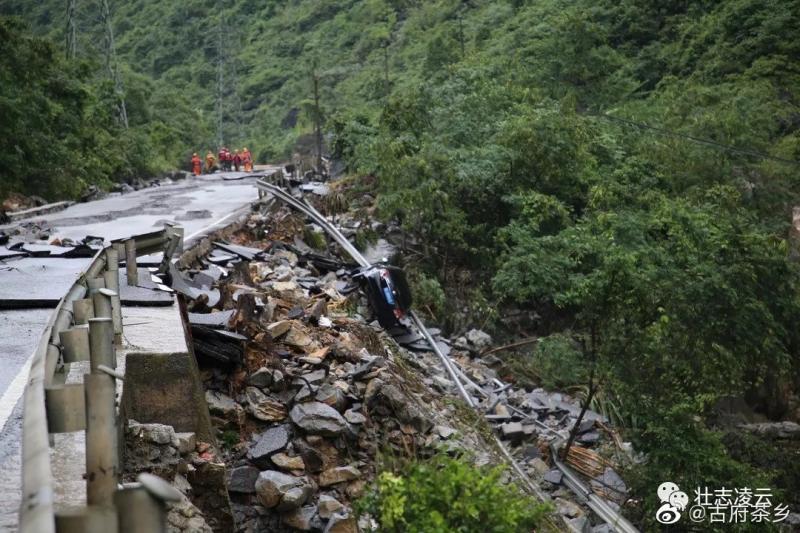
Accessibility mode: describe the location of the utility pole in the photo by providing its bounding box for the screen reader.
[311,66,323,175]
[100,0,128,129]
[215,2,225,149]
[458,13,465,57]
[383,42,390,99]
[65,0,77,59]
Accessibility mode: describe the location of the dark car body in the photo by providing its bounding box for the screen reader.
[353,265,412,329]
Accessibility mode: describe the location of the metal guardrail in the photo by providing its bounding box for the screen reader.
[19,226,184,533]
[255,178,640,533]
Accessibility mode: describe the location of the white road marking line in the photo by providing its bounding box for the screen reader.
[0,199,252,434]
[0,354,32,432]
[185,209,242,242]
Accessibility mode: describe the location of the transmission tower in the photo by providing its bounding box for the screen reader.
[100,0,128,129]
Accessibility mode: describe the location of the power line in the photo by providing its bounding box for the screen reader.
[591,112,800,167]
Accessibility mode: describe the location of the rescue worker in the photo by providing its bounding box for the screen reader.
[205,151,216,173]
[218,147,228,171]
[233,149,242,172]
[242,147,253,172]
[190,153,202,176]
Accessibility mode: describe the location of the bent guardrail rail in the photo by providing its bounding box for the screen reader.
[19,226,184,533]
[255,178,639,532]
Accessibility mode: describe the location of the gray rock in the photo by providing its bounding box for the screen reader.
[254,470,312,511]
[290,402,347,436]
[283,487,312,509]
[555,497,583,518]
[530,458,549,475]
[344,409,366,425]
[544,469,563,485]
[175,432,196,455]
[315,383,348,412]
[739,421,800,439]
[465,329,492,350]
[325,511,357,533]
[282,505,317,531]
[227,465,260,494]
[434,425,457,439]
[248,425,290,468]
[364,379,432,433]
[294,439,324,473]
[245,387,287,422]
[319,466,361,487]
[568,516,589,532]
[267,320,291,338]
[249,367,275,388]
[500,422,524,439]
[577,430,600,444]
[129,422,179,447]
[205,390,243,422]
[271,453,306,471]
[591,467,627,497]
[318,495,344,519]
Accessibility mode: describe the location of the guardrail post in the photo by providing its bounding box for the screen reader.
[55,506,117,533]
[84,373,118,507]
[88,317,115,371]
[73,298,95,325]
[85,316,119,508]
[59,325,90,363]
[92,288,114,323]
[124,239,138,286]
[103,269,123,346]
[158,225,184,275]
[87,277,106,295]
[114,474,182,533]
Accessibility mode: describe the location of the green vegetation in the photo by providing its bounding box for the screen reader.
[358,455,551,532]
[2,0,799,527]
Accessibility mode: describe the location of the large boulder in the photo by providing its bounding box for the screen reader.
[364,379,432,433]
[254,470,313,511]
[289,402,347,436]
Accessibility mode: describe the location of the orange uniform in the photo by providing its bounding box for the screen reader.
[242,147,253,172]
[191,153,202,175]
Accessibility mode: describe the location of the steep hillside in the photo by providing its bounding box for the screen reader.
[2,0,800,528]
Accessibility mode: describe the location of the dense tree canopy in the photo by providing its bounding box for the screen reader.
[2,0,799,527]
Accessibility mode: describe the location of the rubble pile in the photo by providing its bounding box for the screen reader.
[154,201,633,532]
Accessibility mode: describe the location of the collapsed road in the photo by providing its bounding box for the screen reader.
[0,170,275,530]
[114,178,636,532]
[6,169,640,532]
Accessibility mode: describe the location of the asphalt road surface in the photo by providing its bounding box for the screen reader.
[0,171,266,529]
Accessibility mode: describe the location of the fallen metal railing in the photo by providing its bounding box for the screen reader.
[19,226,184,533]
[256,178,639,533]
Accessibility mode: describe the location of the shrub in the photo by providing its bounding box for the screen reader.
[358,455,550,532]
